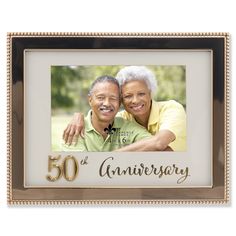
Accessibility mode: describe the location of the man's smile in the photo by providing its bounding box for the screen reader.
[99,106,114,114]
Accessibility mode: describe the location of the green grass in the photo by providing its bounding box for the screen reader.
[51,116,72,151]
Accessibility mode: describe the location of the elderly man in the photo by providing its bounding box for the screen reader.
[64,75,152,151]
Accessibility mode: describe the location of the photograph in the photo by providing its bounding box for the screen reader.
[51,65,186,152]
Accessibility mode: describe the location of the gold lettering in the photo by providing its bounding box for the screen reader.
[46,155,79,182]
[46,155,63,182]
[63,155,79,181]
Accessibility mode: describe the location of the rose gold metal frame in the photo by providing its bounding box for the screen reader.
[7,32,230,205]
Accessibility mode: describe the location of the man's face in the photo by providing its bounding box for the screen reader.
[88,81,120,123]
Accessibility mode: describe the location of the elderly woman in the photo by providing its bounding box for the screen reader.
[63,66,186,151]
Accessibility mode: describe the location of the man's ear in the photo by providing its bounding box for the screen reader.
[88,95,92,106]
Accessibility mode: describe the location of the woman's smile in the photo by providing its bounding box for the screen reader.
[129,103,145,112]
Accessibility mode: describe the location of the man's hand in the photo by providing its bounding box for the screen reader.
[114,130,175,151]
[63,113,85,145]
[163,146,173,151]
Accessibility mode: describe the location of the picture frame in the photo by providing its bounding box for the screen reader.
[7,32,230,205]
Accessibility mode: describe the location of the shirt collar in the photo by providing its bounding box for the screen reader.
[147,100,160,129]
[85,110,123,133]
[85,110,95,132]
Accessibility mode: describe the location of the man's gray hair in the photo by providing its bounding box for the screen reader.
[88,75,120,96]
[116,66,158,94]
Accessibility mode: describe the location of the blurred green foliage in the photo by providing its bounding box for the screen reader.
[51,65,186,115]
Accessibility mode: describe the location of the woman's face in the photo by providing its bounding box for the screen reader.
[121,80,152,117]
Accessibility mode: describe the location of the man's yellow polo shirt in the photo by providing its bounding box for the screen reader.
[64,111,152,152]
[119,100,186,151]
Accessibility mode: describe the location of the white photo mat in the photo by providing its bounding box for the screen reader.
[24,49,212,188]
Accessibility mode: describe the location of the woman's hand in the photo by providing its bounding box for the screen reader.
[63,113,85,145]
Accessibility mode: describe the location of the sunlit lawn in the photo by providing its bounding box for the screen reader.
[51,116,71,151]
